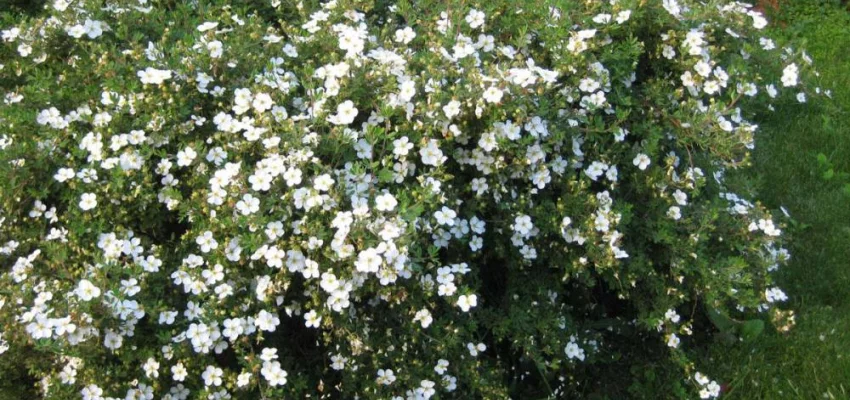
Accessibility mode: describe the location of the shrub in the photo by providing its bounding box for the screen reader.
[0,0,819,398]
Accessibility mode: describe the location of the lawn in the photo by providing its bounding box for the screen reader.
[704,1,850,398]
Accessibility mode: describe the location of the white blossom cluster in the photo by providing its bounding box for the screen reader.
[0,0,816,398]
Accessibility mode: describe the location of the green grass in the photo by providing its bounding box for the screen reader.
[704,1,850,398]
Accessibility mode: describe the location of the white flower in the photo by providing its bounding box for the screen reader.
[355,248,382,273]
[585,161,608,181]
[77,192,99,211]
[414,309,433,328]
[667,333,680,348]
[75,279,101,301]
[202,365,224,387]
[103,330,123,350]
[66,24,86,38]
[434,206,457,226]
[465,9,486,29]
[564,341,585,360]
[482,87,503,103]
[457,294,478,312]
[143,357,160,378]
[253,92,274,113]
[751,12,768,29]
[375,193,398,211]
[137,67,172,85]
[667,206,682,220]
[765,287,788,303]
[81,384,103,400]
[207,40,223,58]
[255,310,280,332]
[313,174,335,192]
[236,194,260,215]
[171,362,188,381]
[512,214,534,237]
[419,139,446,166]
[197,22,219,32]
[633,153,651,170]
[196,231,218,253]
[442,100,461,119]
[665,309,681,323]
[261,361,288,386]
[394,27,416,44]
[781,63,799,87]
[237,372,252,387]
[176,147,197,167]
[434,359,450,375]
[329,100,358,125]
[418,380,437,399]
[377,369,397,385]
[304,310,322,328]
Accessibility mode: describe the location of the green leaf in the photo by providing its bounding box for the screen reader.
[705,304,737,333]
[740,319,765,342]
[377,168,395,183]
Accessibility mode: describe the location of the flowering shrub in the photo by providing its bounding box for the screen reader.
[0,0,819,398]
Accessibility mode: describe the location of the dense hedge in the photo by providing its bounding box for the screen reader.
[0,0,817,398]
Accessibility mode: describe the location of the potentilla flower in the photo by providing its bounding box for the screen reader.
[176,147,197,167]
[564,341,585,360]
[202,365,224,387]
[781,63,799,87]
[414,308,433,328]
[207,40,223,58]
[196,231,218,253]
[79,193,97,211]
[197,21,219,32]
[304,310,322,328]
[103,330,123,350]
[375,192,398,211]
[137,67,172,85]
[667,333,680,348]
[482,86,503,103]
[236,194,260,215]
[417,380,437,399]
[419,139,446,166]
[585,161,608,181]
[765,287,788,303]
[457,294,478,312]
[376,368,396,385]
[237,372,252,387]
[330,354,347,370]
[142,357,160,378]
[665,309,681,323]
[313,174,335,191]
[252,92,274,113]
[512,214,534,237]
[394,27,416,44]
[328,100,358,125]
[465,9,486,29]
[434,206,457,226]
[171,362,188,382]
[261,361,288,386]
[667,206,682,220]
[633,153,651,170]
[443,100,461,119]
[355,247,382,273]
[255,310,280,332]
